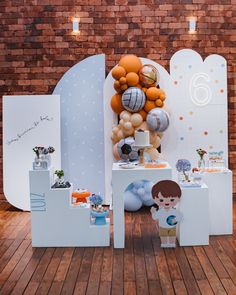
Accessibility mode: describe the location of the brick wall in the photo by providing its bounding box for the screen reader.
[0,1,236,200]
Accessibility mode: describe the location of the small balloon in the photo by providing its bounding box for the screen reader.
[117,130,124,140]
[124,190,142,212]
[130,113,143,127]
[123,122,132,130]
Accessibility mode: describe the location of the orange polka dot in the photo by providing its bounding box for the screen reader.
[220,89,224,93]
[189,127,192,131]
[179,116,183,120]
[174,80,178,85]
[219,130,223,134]
[209,145,213,149]
[215,80,219,83]
[189,111,193,115]
[204,131,208,136]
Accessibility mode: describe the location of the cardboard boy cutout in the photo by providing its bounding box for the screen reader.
[150,180,183,248]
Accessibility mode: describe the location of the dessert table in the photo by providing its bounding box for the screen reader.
[112,162,172,248]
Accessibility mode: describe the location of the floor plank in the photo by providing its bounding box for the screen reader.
[0,201,235,295]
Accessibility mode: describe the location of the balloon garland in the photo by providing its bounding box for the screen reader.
[110,54,170,161]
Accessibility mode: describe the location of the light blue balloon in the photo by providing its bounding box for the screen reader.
[143,199,154,206]
[144,181,153,193]
[124,190,142,212]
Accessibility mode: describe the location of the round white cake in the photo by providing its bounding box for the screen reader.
[135,130,150,146]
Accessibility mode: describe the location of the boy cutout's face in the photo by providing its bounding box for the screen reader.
[154,192,180,209]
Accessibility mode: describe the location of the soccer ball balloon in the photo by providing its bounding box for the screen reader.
[117,137,139,161]
[122,87,146,113]
[146,108,170,132]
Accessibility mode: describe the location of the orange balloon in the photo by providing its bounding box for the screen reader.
[155,99,164,107]
[110,94,125,114]
[138,109,147,120]
[119,55,142,73]
[144,100,156,113]
[146,87,160,101]
[114,80,121,93]
[120,83,128,91]
[159,89,166,101]
[112,66,126,80]
[126,72,139,86]
[119,77,127,85]
[114,80,120,88]
[142,87,147,93]
[135,83,142,89]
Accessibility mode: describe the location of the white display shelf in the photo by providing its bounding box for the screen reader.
[202,169,233,235]
[29,169,110,247]
[177,184,209,246]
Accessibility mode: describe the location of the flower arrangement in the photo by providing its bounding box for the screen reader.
[196,148,207,169]
[54,169,64,179]
[32,146,55,170]
[33,146,55,158]
[196,148,207,159]
[90,194,109,225]
[90,194,104,212]
[52,169,70,188]
[176,159,191,182]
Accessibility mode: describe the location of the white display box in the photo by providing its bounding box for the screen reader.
[177,184,209,246]
[29,169,110,247]
[112,162,172,248]
[202,169,233,235]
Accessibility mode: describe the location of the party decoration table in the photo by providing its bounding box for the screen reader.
[177,184,209,246]
[112,162,172,248]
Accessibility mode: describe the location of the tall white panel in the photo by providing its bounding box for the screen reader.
[53,55,106,199]
[162,49,228,175]
[3,95,61,211]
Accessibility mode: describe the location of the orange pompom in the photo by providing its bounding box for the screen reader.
[146,87,160,101]
[144,100,156,113]
[120,83,128,91]
[119,55,142,73]
[112,66,126,80]
[142,87,147,93]
[126,72,139,86]
[138,110,147,120]
[119,77,127,85]
[155,99,164,107]
[110,94,125,114]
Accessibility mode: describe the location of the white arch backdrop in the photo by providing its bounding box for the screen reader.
[3,49,227,209]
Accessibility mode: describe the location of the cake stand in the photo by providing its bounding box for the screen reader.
[134,144,152,165]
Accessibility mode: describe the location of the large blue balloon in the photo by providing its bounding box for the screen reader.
[124,190,142,212]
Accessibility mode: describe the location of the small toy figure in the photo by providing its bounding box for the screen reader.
[150,180,183,248]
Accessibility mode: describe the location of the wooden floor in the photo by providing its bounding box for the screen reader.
[0,202,235,295]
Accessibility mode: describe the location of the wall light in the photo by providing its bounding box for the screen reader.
[72,17,80,34]
[188,17,197,34]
